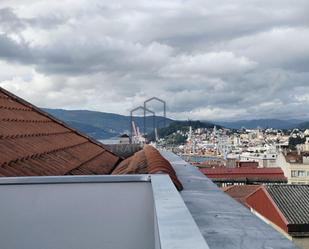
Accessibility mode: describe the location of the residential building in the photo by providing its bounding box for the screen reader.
[119,133,130,144]
[276,151,309,184]
[248,185,309,249]
[238,152,278,167]
[224,185,309,249]
[0,87,298,249]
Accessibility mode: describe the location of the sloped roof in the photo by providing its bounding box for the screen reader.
[284,152,303,164]
[201,167,287,182]
[112,145,183,190]
[223,185,261,206]
[266,185,309,225]
[0,87,120,176]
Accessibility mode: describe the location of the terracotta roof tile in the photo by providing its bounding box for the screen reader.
[0,87,119,176]
[111,157,133,174]
[223,185,261,206]
[143,145,183,190]
[284,152,303,164]
[112,150,147,175]
[111,145,183,190]
[0,87,183,190]
[201,167,287,182]
[67,150,119,175]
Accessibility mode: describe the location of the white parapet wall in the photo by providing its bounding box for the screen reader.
[0,175,209,249]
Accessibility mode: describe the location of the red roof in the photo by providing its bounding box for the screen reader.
[0,87,183,190]
[0,87,120,176]
[223,185,261,207]
[112,145,183,190]
[200,167,287,181]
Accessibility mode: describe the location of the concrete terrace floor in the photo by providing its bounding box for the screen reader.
[160,150,299,249]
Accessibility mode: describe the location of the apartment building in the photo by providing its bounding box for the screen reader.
[276,151,309,184]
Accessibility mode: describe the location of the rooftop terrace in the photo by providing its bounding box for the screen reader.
[160,150,298,249]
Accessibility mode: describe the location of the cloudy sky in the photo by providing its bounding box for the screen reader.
[0,0,309,121]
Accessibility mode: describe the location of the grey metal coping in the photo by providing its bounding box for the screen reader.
[159,150,299,249]
[0,174,210,249]
[0,175,151,185]
[152,174,210,249]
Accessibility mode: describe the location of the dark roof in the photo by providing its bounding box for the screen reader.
[223,185,261,206]
[0,87,120,176]
[266,185,309,225]
[120,134,129,138]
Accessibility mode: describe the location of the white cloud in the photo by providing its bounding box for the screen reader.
[160,51,257,78]
[0,0,309,120]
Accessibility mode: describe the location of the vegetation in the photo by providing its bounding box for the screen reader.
[289,136,307,150]
[148,120,218,144]
[165,133,188,145]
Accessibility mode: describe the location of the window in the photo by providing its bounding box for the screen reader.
[291,170,297,178]
[298,171,306,177]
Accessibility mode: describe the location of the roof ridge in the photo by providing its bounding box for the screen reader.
[243,185,263,199]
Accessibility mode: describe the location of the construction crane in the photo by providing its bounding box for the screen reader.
[131,121,145,144]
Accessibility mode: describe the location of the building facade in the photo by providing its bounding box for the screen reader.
[276,152,309,184]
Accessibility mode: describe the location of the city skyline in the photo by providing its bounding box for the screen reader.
[0,0,309,120]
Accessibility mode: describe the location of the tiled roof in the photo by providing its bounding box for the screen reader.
[284,152,303,164]
[0,87,183,191]
[112,145,183,191]
[200,167,287,182]
[112,149,147,174]
[0,87,120,176]
[144,145,183,190]
[266,185,309,225]
[223,185,261,206]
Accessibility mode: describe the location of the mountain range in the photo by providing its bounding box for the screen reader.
[215,119,304,130]
[43,108,309,140]
[43,108,173,139]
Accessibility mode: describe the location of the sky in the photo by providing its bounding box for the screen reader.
[0,0,309,121]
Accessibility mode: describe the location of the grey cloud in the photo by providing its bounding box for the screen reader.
[0,0,309,121]
[0,7,25,32]
[0,34,32,62]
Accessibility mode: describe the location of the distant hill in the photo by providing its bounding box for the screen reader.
[158,120,219,137]
[43,108,309,140]
[298,122,309,129]
[215,119,302,130]
[43,108,173,139]
[149,120,218,143]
